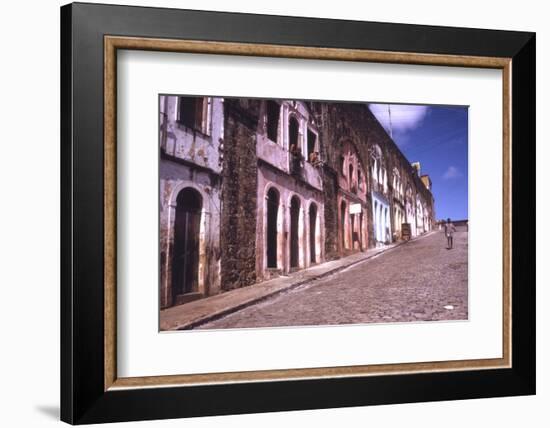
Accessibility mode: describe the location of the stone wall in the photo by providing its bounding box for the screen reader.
[220,99,261,290]
[322,167,340,260]
[313,102,388,250]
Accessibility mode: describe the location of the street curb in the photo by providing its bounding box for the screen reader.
[175,234,433,330]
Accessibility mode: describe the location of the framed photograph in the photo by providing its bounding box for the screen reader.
[61,2,535,424]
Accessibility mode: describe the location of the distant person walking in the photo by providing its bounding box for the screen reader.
[444,218,456,249]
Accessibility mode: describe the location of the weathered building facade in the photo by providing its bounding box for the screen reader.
[159,96,223,308]
[160,96,435,309]
[255,99,325,280]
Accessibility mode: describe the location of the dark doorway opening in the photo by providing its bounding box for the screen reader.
[289,117,301,175]
[307,129,316,160]
[266,188,279,268]
[178,96,204,131]
[359,211,364,250]
[350,213,355,249]
[266,100,280,143]
[309,203,317,263]
[290,196,301,268]
[289,117,299,151]
[340,200,347,250]
[172,188,202,303]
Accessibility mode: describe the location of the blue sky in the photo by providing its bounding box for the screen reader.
[369,103,468,221]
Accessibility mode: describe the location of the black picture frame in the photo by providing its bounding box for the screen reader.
[61,2,535,424]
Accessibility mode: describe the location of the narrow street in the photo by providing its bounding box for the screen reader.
[198,228,468,329]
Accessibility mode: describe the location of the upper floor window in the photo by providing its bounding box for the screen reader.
[370,144,382,185]
[266,100,280,143]
[307,128,317,162]
[406,186,412,200]
[371,144,382,160]
[393,168,402,199]
[289,116,300,155]
[177,96,211,135]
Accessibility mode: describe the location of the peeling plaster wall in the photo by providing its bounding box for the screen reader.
[254,100,325,280]
[159,96,223,308]
[159,161,222,308]
[160,95,223,171]
[256,99,323,191]
[256,164,325,279]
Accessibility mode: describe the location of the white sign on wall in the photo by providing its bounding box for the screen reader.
[349,203,362,214]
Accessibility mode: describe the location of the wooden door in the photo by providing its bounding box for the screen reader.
[172,188,202,302]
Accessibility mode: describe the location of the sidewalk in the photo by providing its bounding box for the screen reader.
[160,234,433,331]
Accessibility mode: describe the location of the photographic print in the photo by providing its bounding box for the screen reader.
[159,95,468,331]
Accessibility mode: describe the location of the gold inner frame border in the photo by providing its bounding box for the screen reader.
[103,35,512,391]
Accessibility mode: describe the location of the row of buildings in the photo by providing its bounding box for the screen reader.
[159,96,435,309]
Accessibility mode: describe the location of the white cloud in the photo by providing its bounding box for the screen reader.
[443,166,462,180]
[369,104,429,134]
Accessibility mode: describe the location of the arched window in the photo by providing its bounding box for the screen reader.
[373,144,382,159]
[307,128,317,161]
[289,117,302,175]
[370,145,383,190]
[266,100,280,143]
[289,116,299,153]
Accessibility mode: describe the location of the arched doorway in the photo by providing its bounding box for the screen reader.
[359,211,364,250]
[266,188,279,268]
[374,201,379,242]
[172,188,202,303]
[309,203,317,263]
[340,200,347,250]
[384,207,389,242]
[350,211,355,249]
[290,196,301,268]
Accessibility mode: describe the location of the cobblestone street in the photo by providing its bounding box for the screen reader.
[198,229,468,329]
